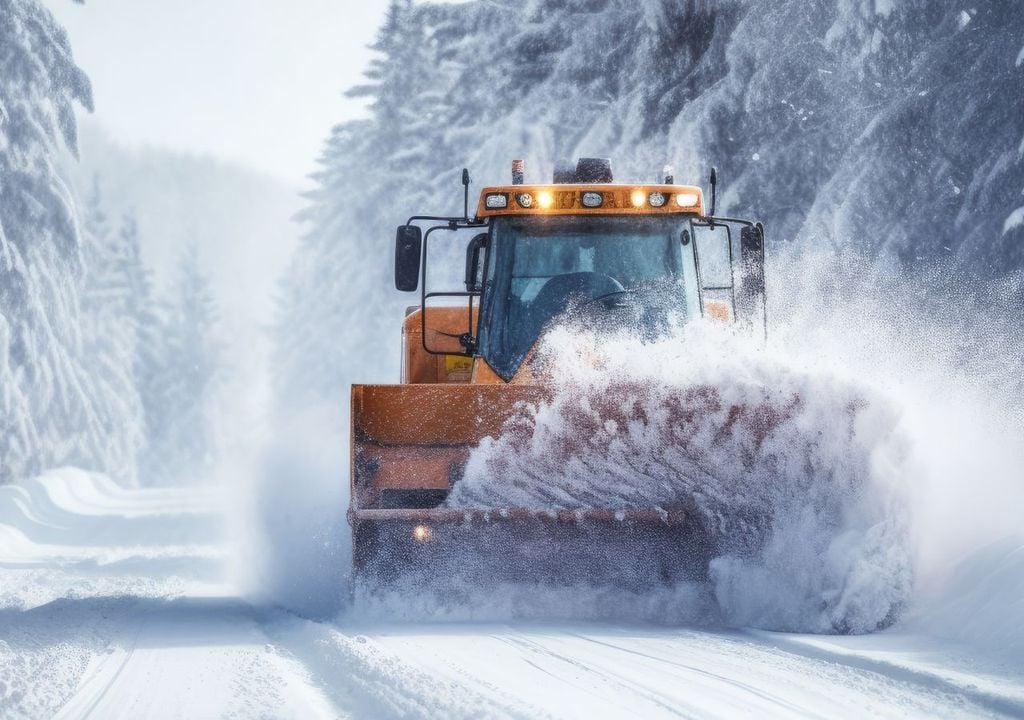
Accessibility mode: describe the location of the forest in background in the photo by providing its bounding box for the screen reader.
[0,0,293,485]
[1,0,1022,485]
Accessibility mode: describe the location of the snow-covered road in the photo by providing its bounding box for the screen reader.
[1,471,1021,719]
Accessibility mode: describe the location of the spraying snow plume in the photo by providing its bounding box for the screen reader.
[447,322,914,633]
[314,250,1024,661]
[769,250,1024,654]
[231,403,350,619]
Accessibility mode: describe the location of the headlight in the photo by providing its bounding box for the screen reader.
[582,192,603,208]
[537,190,555,209]
[648,192,666,208]
[676,192,700,207]
[412,524,433,543]
[630,189,646,208]
[516,192,534,208]
[485,193,508,209]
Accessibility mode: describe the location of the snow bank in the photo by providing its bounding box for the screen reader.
[447,322,913,634]
[908,536,1024,662]
[0,467,225,610]
[0,468,219,550]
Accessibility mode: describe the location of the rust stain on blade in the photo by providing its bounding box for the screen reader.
[362,445,467,489]
[352,384,546,446]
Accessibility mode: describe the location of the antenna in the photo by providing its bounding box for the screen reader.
[709,166,718,217]
[462,168,470,220]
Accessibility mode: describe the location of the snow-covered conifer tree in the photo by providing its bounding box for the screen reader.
[141,244,220,485]
[76,181,146,482]
[0,0,97,483]
[275,0,451,412]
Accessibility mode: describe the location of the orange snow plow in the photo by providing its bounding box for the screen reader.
[348,159,766,584]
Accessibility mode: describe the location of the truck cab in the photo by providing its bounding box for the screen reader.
[395,160,765,386]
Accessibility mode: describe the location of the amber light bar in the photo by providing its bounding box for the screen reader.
[477,184,705,218]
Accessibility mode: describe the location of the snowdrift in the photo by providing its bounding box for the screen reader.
[0,468,218,554]
[0,468,223,610]
[909,537,1024,662]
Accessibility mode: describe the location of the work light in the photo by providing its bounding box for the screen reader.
[676,192,699,208]
[485,193,508,209]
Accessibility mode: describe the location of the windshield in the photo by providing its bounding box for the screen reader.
[478,215,700,380]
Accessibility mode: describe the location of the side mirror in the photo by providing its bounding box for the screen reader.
[465,232,487,292]
[394,225,422,292]
[736,224,765,326]
[739,225,765,292]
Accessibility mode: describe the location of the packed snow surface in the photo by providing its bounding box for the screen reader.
[2,465,1023,718]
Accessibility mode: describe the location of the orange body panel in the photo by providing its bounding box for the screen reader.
[353,384,545,447]
[366,446,465,490]
[402,306,541,385]
[350,383,545,510]
[704,299,733,322]
[402,307,477,384]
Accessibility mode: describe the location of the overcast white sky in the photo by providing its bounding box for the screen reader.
[46,0,392,185]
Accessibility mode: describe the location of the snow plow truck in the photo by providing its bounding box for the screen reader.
[349,158,766,586]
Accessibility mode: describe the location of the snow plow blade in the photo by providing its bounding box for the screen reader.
[349,384,710,585]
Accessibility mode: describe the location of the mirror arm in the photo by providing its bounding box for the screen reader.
[405,214,486,228]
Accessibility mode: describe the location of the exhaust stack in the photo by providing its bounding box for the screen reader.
[511,159,525,185]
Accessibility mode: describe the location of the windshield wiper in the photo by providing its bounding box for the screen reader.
[576,288,635,310]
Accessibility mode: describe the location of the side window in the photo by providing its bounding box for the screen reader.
[691,222,734,321]
[420,225,483,355]
[678,226,701,317]
[691,223,733,289]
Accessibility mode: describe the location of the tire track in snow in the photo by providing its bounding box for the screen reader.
[745,631,1024,718]
[558,629,1013,719]
[492,633,698,718]
[562,631,808,716]
[54,623,142,720]
[499,629,812,719]
[263,616,550,720]
[333,624,1016,719]
[48,599,339,720]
